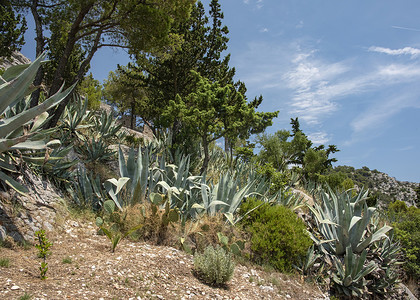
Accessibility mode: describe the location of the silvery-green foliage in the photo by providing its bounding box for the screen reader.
[105,144,156,209]
[308,188,392,256]
[59,94,93,142]
[368,231,402,296]
[23,145,78,188]
[268,186,306,210]
[193,171,258,224]
[294,245,322,276]
[78,137,115,162]
[69,167,108,210]
[92,110,123,140]
[332,246,376,298]
[156,154,202,219]
[306,188,401,297]
[0,52,74,194]
[193,245,235,286]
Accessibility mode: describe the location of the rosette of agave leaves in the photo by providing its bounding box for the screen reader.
[307,188,400,298]
[0,53,75,194]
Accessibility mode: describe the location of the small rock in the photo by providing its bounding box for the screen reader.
[11,286,20,290]
[259,285,274,292]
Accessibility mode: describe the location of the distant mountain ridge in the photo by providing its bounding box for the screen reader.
[332,165,419,207]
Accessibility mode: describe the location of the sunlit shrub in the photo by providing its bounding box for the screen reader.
[193,245,235,286]
[241,198,312,272]
[387,200,420,282]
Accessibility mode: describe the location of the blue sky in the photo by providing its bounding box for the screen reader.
[21,0,420,182]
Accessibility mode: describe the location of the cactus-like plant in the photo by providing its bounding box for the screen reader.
[149,192,179,244]
[78,137,115,162]
[0,53,75,194]
[69,167,108,210]
[217,232,245,256]
[59,94,92,142]
[104,144,154,209]
[96,200,143,252]
[332,246,376,298]
[308,188,392,256]
[92,109,123,140]
[293,245,322,276]
[194,171,257,220]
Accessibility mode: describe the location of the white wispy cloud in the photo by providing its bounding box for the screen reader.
[260,27,269,33]
[308,131,330,145]
[368,46,420,58]
[391,25,420,32]
[377,63,420,78]
[235,41,420,147]
[284,52,352,124]
[284,49,420,127]
[398,146,414,151]
[351,93,420,134]
[243,0,263,9]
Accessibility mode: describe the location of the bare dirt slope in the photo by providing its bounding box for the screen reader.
[0,219,327,300]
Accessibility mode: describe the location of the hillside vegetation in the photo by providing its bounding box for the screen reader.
[1,1,419,299]
[327,166,419,207]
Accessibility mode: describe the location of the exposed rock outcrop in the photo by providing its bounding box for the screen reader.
[0,51,31,70]
[0,169,67,243]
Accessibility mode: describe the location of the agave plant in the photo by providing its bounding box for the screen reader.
[368,231,402,295]
[293,245,322,276]
[308,188,392,256]
[59,94,93,142]
[154,155,203,220]
[78,137,116,162]
[192,171,260,224]
[0,53,75,194]
[104,144,158,209]
[332,246,376,298]
[69,167,108,210]
[22,144,78,188]
[92,110,123,140]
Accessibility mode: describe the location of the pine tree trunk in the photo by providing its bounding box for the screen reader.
[200,137,209,175]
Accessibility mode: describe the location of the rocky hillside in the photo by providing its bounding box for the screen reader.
[331,166,419,207]
[0,51,31,70]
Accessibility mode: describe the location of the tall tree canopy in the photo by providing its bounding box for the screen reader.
[0,0,26,58]
[162,71,273,173]
[12,0,194,125]
[103,66,148,130]
[257,118,339,180]
[110,0,277,160]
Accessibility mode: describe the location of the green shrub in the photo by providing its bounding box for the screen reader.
[387,201,420,281]
[193,245,235,286]
[256,163,290,193]
[241,198,312,272]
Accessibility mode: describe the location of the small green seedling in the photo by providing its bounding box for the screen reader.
[34,229,52,280]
